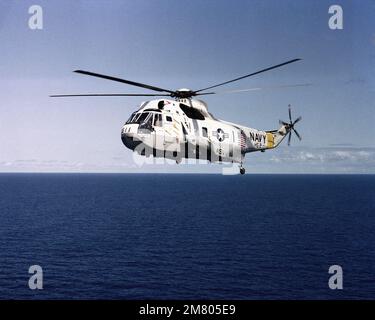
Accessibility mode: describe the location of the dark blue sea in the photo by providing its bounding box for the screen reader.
[0,174,374,300]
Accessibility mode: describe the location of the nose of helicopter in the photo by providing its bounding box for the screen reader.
[121,126,142,150]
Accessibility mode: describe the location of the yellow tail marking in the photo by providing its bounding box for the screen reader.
[266,133,275,148]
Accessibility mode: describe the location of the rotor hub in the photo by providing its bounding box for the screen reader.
[172,88,195,99]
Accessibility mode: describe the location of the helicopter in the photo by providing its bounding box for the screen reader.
[51,59,303,174]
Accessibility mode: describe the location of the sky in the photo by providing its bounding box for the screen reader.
[0,0,374,173]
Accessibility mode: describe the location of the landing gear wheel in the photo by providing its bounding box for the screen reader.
[240,167,246,175]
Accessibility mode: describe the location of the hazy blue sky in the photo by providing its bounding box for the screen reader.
[0,0,374,173]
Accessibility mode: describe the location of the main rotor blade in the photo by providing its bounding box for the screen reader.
[293,128,302,141]
[194,58,301,93]
[50,93,170,97]
[74,70,175,94]
[193,92,216,96]
[288,132,292,146]
[196,83,311,95]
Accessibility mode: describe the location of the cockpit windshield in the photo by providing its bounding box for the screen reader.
[126,111,164,131]
[126,112,137,124]
[136,112,149,124]
[126,112,149,124]
[138,113,154,132]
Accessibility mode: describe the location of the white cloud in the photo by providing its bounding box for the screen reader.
[266,146,375,173]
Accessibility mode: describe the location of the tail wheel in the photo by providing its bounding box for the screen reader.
[240,167,246,175]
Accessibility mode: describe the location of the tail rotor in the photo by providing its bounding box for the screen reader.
[279,104,302,146]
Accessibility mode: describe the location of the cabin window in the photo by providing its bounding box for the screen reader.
[166,116,172,122]
[202,127,208,137]
[179,103,205,120]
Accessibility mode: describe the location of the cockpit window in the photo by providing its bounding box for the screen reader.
[126,112,136,124]
[153,113,163,126]
[138,113,154,132]
[136,112,149,124]
[126,112,142,124]
[127,111,162,126]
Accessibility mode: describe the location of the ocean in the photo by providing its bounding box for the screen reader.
[0,173,374,299]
